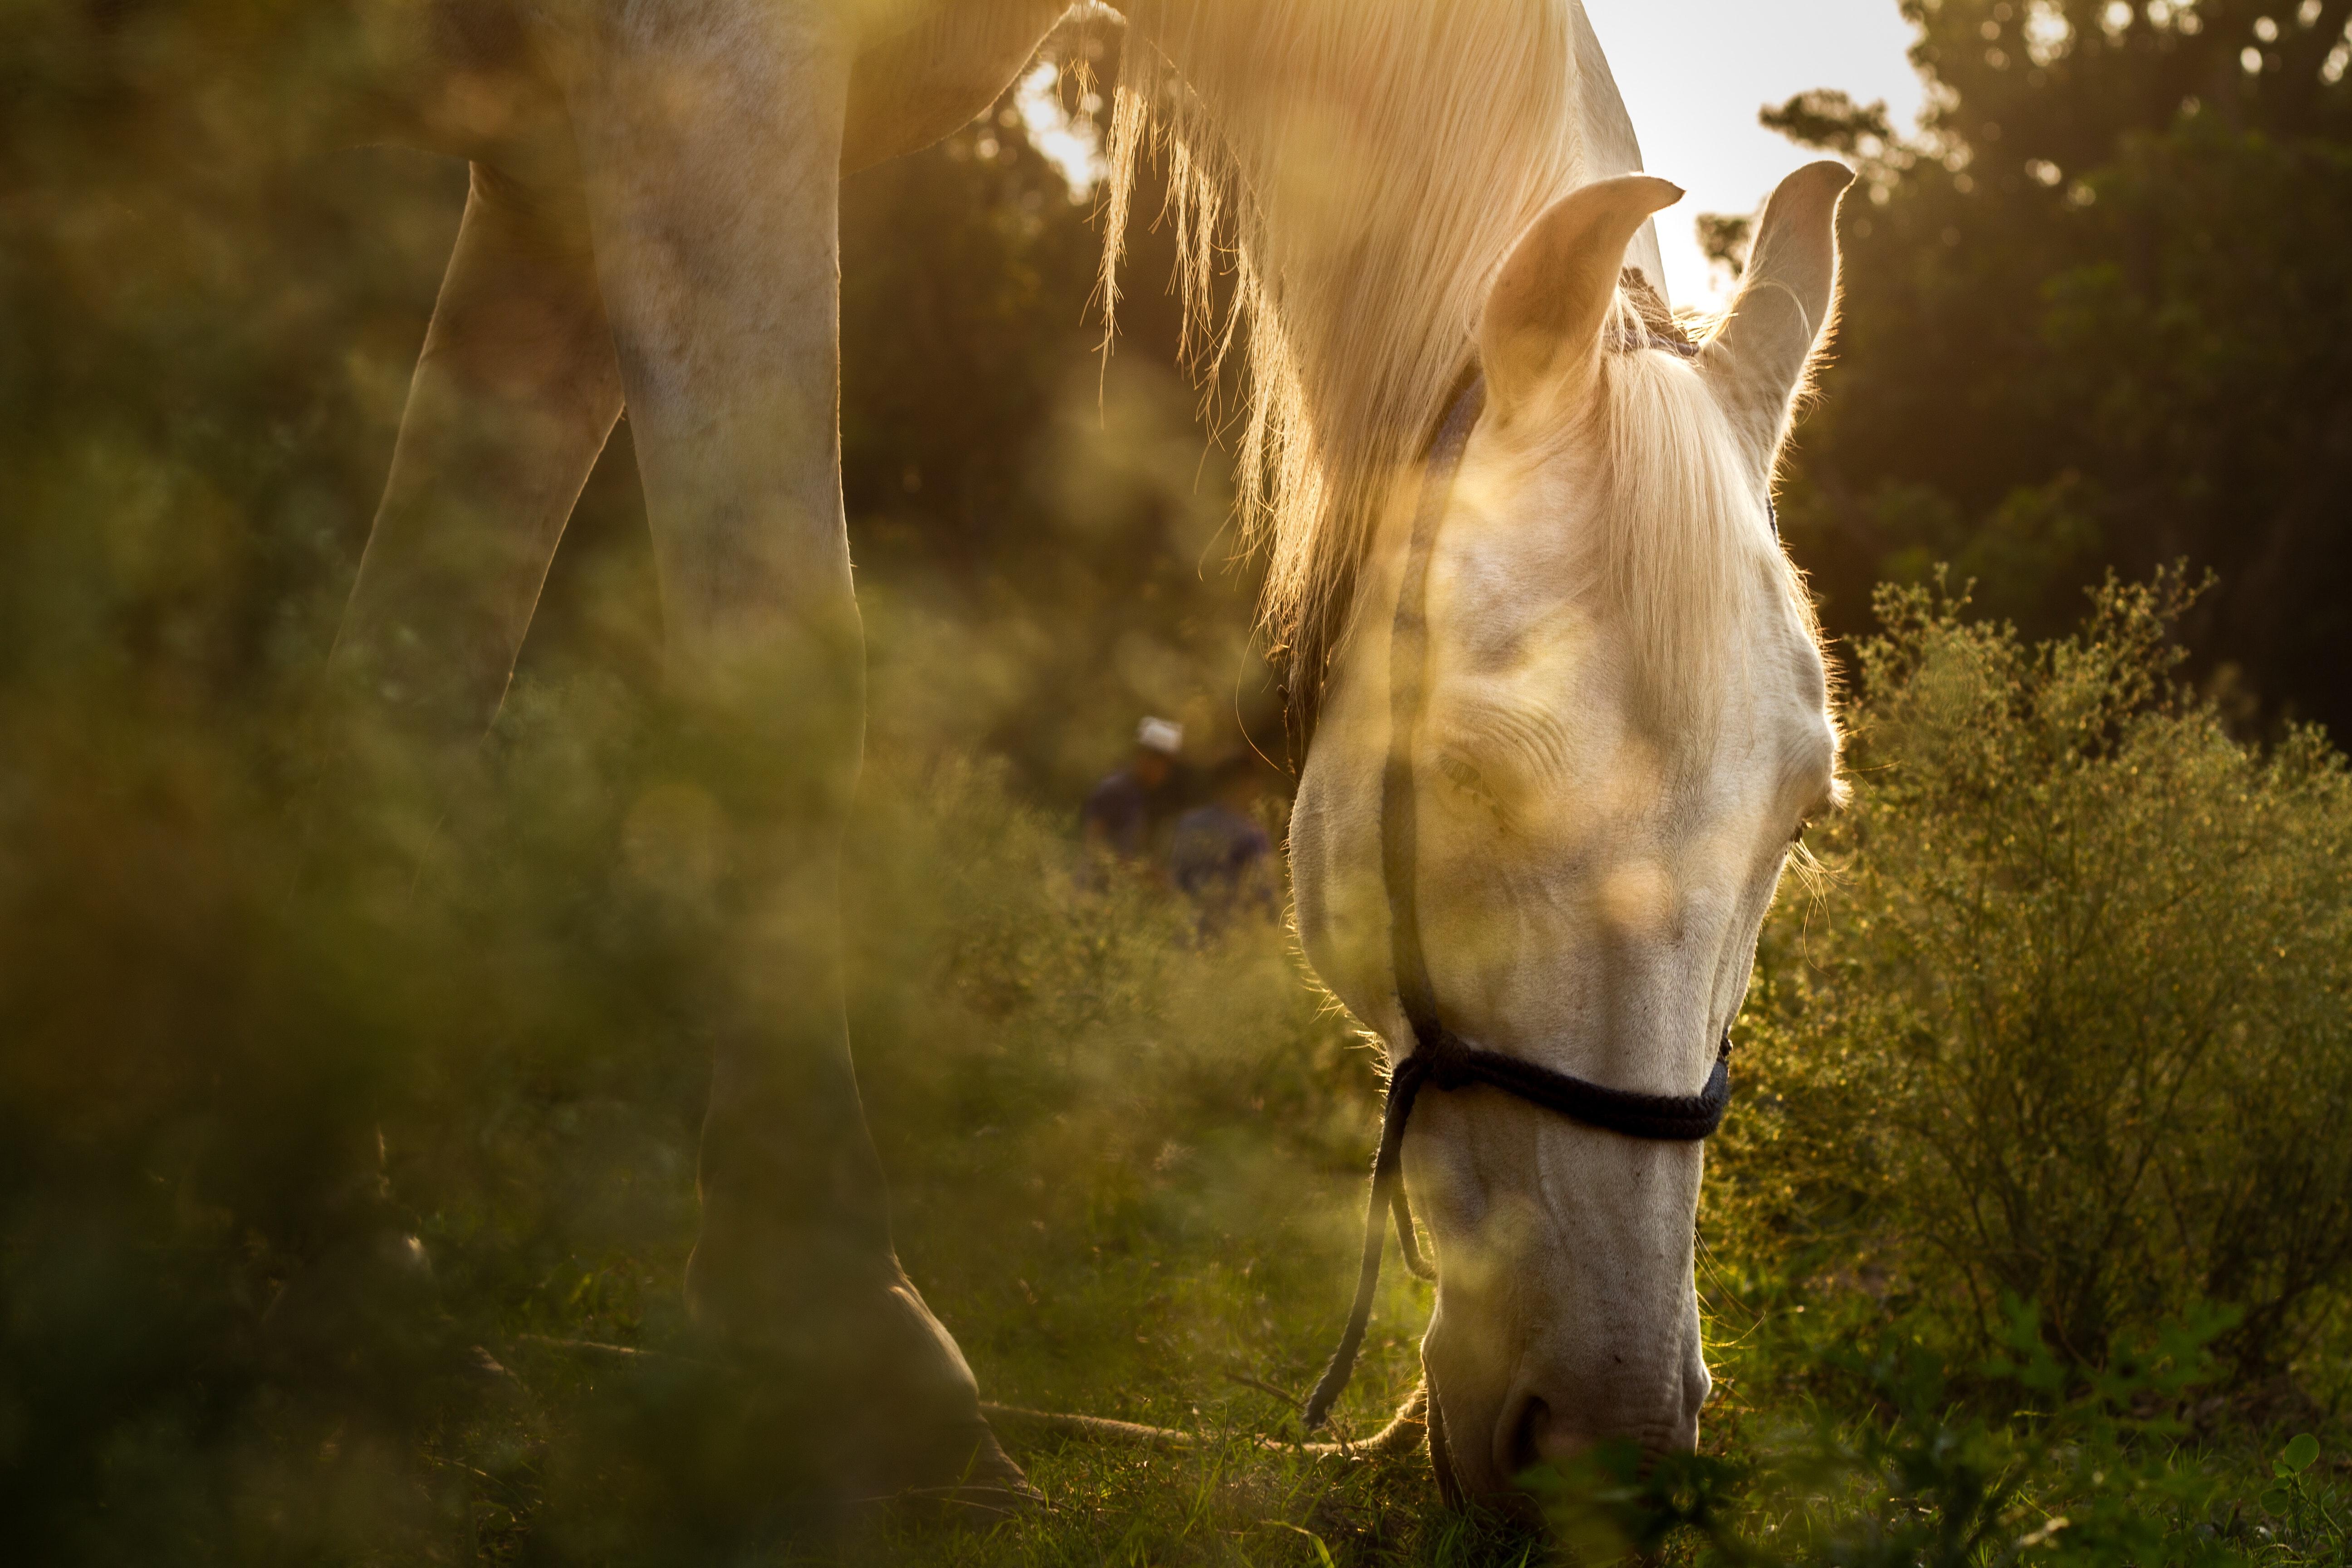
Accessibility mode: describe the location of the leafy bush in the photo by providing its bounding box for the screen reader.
[1720,573,2352,1377]
[1540,1303,2352,1568]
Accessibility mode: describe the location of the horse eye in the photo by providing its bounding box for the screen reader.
[1437,755,1486,795]
[1436,755,1509,825]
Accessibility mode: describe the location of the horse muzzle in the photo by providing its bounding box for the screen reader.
[1421,1285,1710,1505]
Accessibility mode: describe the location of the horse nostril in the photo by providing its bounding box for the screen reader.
[1502,1394,1551,1480]
[1509,1392,1612,1477]
[1496,1401,1590,1485]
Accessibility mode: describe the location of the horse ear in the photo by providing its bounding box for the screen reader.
[1479,174,1684,424]
[1698,160,1855,462]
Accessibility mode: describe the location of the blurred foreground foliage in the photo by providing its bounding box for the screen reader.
[0,655,1394,1559]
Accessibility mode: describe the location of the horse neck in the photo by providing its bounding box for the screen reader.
[1116,0,1605,710]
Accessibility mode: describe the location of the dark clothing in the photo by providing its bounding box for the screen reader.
[1080,768,1158,861]
[1170,803,1274,926]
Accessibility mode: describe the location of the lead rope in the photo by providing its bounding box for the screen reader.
[1302,319,1741,1431]
[1300,374,1483,1431]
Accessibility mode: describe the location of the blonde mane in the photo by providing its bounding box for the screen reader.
[1101,0,1589,735]
[1586,331,1815,735]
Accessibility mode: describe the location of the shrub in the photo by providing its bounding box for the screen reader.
[1721,573,2352,1377]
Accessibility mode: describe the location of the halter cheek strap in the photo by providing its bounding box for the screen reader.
[1302,341,1738,1432]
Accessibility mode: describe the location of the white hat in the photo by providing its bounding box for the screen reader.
[1136,716,1185,757]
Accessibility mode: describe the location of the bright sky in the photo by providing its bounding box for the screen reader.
[1582,0,1928,308]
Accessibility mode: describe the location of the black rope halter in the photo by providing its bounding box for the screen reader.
[1301,307,1742,1431]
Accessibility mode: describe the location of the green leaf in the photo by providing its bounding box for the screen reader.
[2259,1486,2294,1517]
[1263,1522,1337,1567]
[2282,1433,2321,1475]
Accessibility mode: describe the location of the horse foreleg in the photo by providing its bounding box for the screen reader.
[281,151,619,1400]
[328,161,621,795]
[553,0,1027,1502]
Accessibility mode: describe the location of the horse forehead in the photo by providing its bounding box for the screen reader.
[1428,474,1601,671]
[1431,464,1829,703]
[1426,549,1828,813]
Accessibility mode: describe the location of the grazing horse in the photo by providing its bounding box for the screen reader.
[324,0,1847,1508]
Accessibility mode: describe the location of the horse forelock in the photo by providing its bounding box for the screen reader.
[1585,327,1820,750]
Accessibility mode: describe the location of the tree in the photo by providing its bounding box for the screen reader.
[1772,0,2352,735]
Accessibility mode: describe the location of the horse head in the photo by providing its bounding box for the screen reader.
[1290,161,1852,1504]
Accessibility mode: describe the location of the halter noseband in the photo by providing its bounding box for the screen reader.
[1301,304,1740,1431]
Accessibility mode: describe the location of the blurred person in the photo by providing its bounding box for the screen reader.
[1170,754,1277,933]
[1080,716,1185,868]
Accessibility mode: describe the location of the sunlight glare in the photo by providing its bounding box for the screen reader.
[1015,62,1103,203]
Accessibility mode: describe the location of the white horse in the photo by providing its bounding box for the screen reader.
[328,0,1846,1508]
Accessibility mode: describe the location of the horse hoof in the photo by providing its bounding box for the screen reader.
[879,1415,1042,1508]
